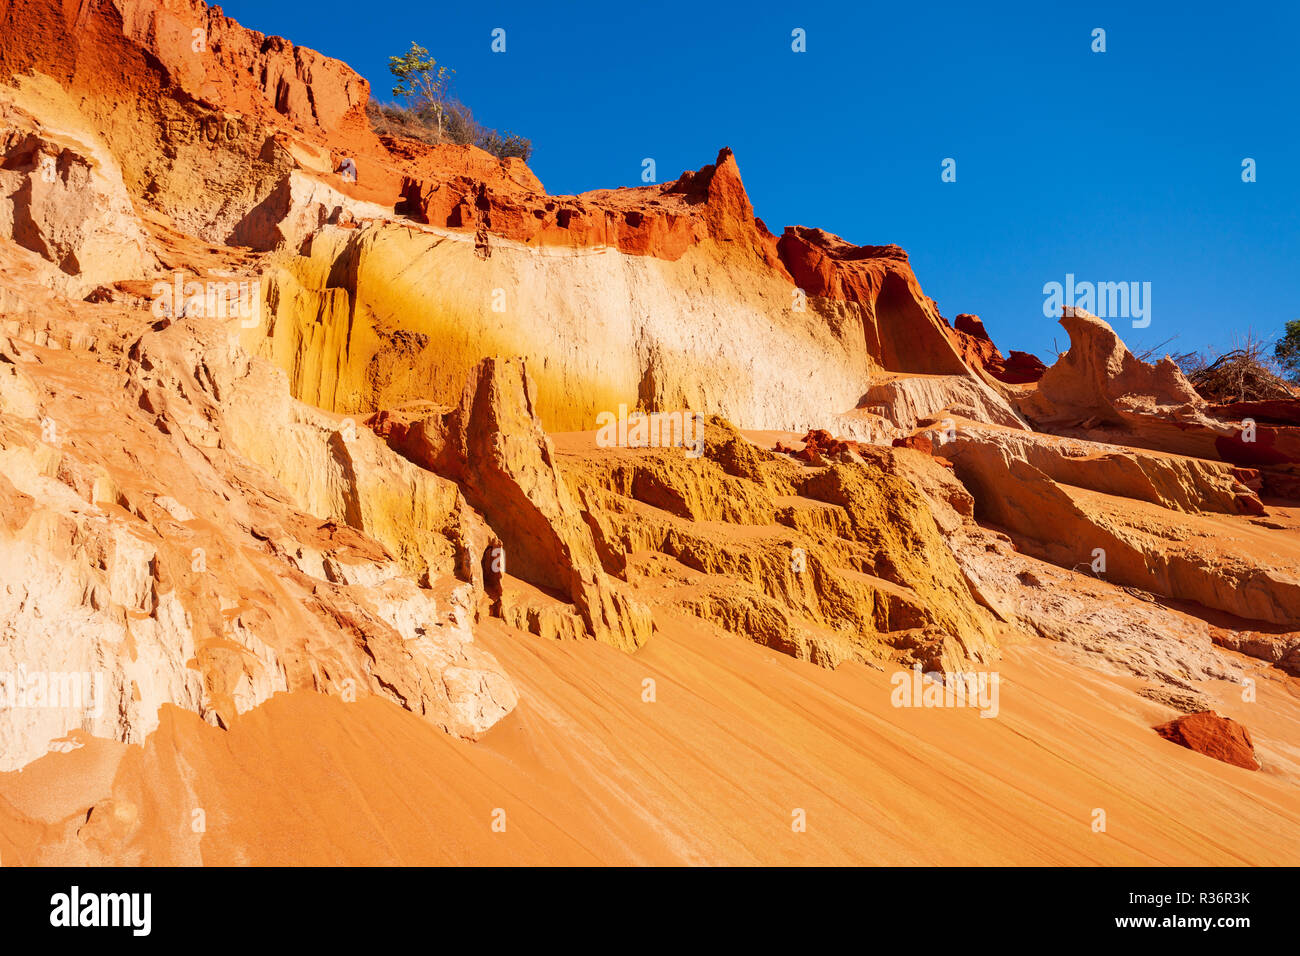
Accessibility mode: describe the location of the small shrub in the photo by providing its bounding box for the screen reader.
[366,100,440,145]
[440,100,481,147]
[477,129,532,162]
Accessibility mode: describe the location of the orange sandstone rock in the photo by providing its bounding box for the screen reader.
[1155,711,1260,771]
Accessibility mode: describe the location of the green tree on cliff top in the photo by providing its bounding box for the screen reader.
[1275,320,1300,383]
[388,42,454,137]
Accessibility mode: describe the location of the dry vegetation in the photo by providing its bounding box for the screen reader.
[366,100,532,161]
[1173,332,1299,404]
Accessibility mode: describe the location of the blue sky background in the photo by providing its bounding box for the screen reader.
[218,0,1298,363]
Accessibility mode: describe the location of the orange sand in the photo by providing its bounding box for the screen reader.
[4,614,1296,865]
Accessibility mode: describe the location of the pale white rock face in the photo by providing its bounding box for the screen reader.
[440,665,520,738]
[119,591,208,730]
[0,83,154,296]
[364,577,518,737]
[323,554,404,589]
[0,525,122,771]
[153,495,195,523]
[0,291,522,768]
[252,222,897,435]
[0,359,41,420]
[950,527,1245,692]
[368,577,446,644]
[231,171,395,251]
[215,603,291,721]
[108,526,158,613]
[858,374,1027,432]
[0,473,206,771]
[929,423,1251,516]
[131,317,520,738]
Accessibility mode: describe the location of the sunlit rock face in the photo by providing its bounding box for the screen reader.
[0,0,1297,868]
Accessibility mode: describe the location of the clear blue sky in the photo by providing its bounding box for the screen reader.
[218,0,1298,363]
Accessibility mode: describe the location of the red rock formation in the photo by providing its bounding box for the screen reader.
[1204,401,1300,493]
[400,145,787,273]
[2,0,360,131]
[0,0,403,229]
[947,313,1046,385]
[1155,711,1261,771]
[775,227,972,375]
[1002,350,1049,384]
[775,429,863,464]
[396,145,1019,389]
[1210,399,1300,428]
[1,0,1050,427]
[950,313,1001,370]
[1017,311,1300,499]
[892,433,935,455]
[1025,309,1202,425]
[3,0,1300,872]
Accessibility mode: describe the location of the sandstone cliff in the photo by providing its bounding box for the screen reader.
[1,0,1297,865]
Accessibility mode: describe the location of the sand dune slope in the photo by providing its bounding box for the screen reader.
[3,615,1296,866]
